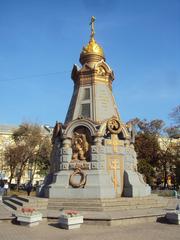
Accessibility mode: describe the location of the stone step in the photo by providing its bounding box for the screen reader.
[12,195,29,202]
[48,198,167,206]
[48,195,168,212]
[48,195,165,204]
[48,203,167,212]
[13,195,48,204]
[3,196,48,211]
[3,199,21,210]
[49,195,160,200]
[47,203,167,212]
[7,197,25,206]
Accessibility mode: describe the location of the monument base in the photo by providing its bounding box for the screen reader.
[44,170,117,199]
[42,169,151,199]
[123,170,151,197]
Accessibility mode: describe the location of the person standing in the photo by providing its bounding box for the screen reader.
[4,181,9,196]
[0,179,4,199]
[26,182,33,196]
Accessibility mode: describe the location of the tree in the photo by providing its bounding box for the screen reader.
[4,123,52,189]
[137,159,155,186]
[157,137,175,188]
[29,136,52,179]
[4,145,20,184]
[161,127,180,189]
[168,105,180,187]
[130,117,179,189]
[169,105,180,126]
[135,132,160,167]
[132,119,163,186]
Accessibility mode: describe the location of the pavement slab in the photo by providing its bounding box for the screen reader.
[0,220,179,240]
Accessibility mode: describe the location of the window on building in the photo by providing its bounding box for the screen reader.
[81,103,91,118]
[83,88,90,100]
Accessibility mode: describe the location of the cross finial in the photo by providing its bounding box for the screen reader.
[90,16,95,39]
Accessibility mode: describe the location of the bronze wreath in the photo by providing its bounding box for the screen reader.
[69,168,87,188]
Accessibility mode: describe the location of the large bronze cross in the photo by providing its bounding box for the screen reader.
[90,16,95,39]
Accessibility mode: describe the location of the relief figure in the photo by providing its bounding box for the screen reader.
[72,133,89,161]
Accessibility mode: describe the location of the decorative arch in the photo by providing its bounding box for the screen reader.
[80,63,94,72]
[98,120,108,136]
[94,59,111,72]
[119,125,130,140]
[64,118,98,138]
[97,119,130,140]
[94,60,114,80]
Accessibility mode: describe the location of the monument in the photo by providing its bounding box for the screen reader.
[43,17,151,199]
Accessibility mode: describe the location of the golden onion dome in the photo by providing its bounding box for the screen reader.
[80,16,105,64]
[81,37,104,57]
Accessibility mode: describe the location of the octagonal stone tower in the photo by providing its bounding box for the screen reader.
[43,17,151,199]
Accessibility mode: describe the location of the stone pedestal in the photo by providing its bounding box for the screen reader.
[45,170,116,199]
[43,117,151,199]
[42,18,151,201]
[123,170,151,197]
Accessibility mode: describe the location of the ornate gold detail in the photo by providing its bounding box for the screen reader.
[106,134,123,153]
[97,66,106,76]
[82,38,104,57]
[72,133,89,161]
[107,155,124,195]
[110,158,118,193]
[81,16,104,57]
[107,118,121,134]
[69,168,87,188]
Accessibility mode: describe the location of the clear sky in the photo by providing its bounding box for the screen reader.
[0,0,179,127]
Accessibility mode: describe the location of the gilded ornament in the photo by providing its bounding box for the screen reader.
[82,38,104,57]
[107,118,121,134]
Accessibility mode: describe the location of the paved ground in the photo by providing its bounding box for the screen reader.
[0,202,14,220]
[0,198,179,240]
[0,220,179,240]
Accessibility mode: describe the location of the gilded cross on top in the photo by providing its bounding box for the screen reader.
[90,16,95,39]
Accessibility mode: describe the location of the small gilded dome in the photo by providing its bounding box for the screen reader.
[80,17,105,65]
[81,37,104,57]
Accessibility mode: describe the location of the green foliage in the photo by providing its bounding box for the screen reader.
[137,159,155,185]
[33,137,52,176]
[13,123,41,146]
[132,115,180,188]
[135,133,160,166]
[4,123,52,188]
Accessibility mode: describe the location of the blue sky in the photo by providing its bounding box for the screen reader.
[0,0,179,127]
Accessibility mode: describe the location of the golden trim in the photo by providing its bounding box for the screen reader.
[107,155,124,194]
[107,119,122,134]
[106,134,123,153]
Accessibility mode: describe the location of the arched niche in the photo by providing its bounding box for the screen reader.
[64,118,98,139]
